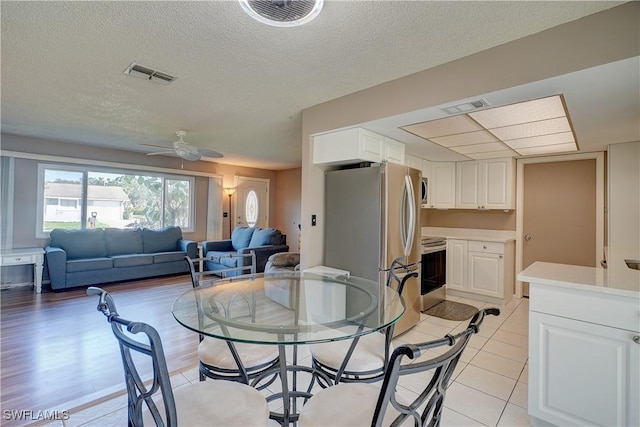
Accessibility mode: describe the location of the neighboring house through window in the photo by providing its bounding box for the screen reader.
[37,164,195,237]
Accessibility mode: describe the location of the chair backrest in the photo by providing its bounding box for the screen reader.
[372,307,500,427]
[183,256,253,383]
[87,286,178,427]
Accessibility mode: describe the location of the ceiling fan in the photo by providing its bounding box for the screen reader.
[140,131,223,161]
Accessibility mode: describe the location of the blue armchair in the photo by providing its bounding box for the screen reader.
[202,226,288,276]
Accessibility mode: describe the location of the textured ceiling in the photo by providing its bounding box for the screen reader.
[0,1,631,169]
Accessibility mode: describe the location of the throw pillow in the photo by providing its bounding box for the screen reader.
[249,227,277,248]
[231,226,255,251]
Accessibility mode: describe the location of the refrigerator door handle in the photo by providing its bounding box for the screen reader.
[402,174,416,257]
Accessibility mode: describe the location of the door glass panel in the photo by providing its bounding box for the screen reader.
[245,190,258,227]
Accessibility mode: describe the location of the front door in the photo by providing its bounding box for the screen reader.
[235,177,269,229]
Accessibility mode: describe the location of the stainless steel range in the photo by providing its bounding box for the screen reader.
[420,236,447,311]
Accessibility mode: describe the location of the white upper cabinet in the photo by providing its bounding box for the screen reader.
[428,162,456,209]
[405,154,423,171]
[312,128,406,166]
[313,128,384,165]
[383,137,405,165]
[456,157,515,210]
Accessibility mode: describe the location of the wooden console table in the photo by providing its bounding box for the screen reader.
[0,248,45,293]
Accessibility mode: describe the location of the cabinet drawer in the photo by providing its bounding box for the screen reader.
[1,254,36,266]
[468,241,503,254]
[530,283,640,332]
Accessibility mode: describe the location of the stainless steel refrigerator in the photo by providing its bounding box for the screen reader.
[324,162,421,335]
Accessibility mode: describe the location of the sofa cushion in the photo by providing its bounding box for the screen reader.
[153,251,185,264]
[220,256,240,269]
[50,228,107,260]
[66,257,113,273]
[111,254,153,268]
[105,228,143,256]
[231,227,255,251]
[142,227,182,254]
[249,227,278,248]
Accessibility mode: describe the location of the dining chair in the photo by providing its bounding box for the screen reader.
[184,256,280,387]
[299,307,500,427]
[309,258,418,386]
[86,286,269,427]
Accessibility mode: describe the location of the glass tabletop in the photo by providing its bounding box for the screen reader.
[172,272,406,345]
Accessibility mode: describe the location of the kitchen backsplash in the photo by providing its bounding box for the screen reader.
[421,209,516,231]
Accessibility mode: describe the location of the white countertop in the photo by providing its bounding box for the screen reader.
[421,227,516,243]
[518,261,640,298]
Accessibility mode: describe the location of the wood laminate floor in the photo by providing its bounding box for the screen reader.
[0,275,199,424]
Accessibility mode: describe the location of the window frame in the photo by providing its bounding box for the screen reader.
[36,163,196,238]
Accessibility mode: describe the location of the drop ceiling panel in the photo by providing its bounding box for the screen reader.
[504,132,575,149]
[469,96,566,128]
[517,142,577,155]
[430,130,498,147]
[489,117,571,140]
[466,150,518,160]
[402,115,482,139]
[451,141,508,154]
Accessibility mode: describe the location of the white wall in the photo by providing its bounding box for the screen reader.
[608,141,640,290]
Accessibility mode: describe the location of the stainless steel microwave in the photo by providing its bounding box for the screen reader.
[421,177,428,205]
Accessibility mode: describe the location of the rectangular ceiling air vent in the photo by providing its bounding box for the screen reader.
[123,63,176,85]
[443,99,489,115]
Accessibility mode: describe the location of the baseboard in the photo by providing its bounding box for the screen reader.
[0,281,32,290]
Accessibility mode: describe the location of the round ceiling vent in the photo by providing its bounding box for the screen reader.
[239,0,324,27]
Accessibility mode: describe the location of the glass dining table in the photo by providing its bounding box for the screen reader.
[172,271,406,425]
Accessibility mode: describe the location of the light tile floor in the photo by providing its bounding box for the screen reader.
[38,296,530,426]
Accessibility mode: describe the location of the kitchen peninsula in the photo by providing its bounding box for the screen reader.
[518,262,639,427]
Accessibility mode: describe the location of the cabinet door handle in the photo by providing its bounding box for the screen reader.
[633,336,640,344]
[499,255,503,259]
[483,245,487,249]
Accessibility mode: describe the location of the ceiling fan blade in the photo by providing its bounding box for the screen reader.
[139,142,173,149]
[198,148,224,159]
[147,150,176,156]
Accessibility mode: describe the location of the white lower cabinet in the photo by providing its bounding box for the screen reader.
[529,284,639,427]
[446,239,514,304]
[446,239,467,291]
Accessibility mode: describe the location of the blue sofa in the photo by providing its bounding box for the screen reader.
[45,227,197,290]
[202,226,289,276]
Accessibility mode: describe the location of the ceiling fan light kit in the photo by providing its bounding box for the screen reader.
[239,0,323,27]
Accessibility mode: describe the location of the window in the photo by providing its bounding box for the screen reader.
[37,164,195,237]
[245,190,258,227]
